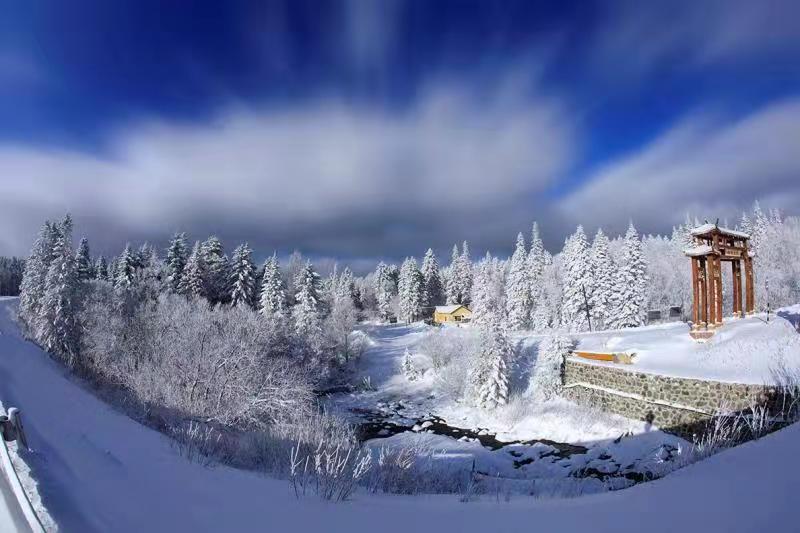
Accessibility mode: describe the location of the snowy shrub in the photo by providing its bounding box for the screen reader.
[528,331,574,401]
[691,412,744,460]
[418,327,479,399]
[771,361,800,423]
[169,420,224,467]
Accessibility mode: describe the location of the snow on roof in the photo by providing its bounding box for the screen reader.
[683,245,713,257]
[435,305,468,314]
[690,223,750,239]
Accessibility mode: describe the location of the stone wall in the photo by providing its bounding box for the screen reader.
[561,358,780,438]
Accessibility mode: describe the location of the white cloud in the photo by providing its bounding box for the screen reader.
[0,78,575,256]
[557,98,800,234]
[592,0,800,75]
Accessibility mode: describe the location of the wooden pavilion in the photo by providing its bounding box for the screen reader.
[684,223,755,340]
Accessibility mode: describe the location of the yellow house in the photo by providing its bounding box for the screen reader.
[433,305,472,325]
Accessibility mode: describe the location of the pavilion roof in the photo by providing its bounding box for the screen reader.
[689,223,750,239]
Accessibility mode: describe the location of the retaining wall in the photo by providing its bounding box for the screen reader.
[561,358,780,438]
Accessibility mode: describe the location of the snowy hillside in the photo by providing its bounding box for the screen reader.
[573,310,800,384]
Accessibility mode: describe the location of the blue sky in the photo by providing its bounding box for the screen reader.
[1,0,799,263]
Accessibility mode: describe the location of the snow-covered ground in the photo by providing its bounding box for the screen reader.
[573,311,800,384]
[328,322,688,488]
[2,297,800,531]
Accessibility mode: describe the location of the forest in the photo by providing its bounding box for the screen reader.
[12,201,800,496]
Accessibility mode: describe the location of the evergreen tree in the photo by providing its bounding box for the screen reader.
[75,237,93,281]
[178,241,206,298]
[115,244,137,289]
[229,243,257,308]
[259,254,287,317]
[528,330,572,401]
[608,222,648,328]
[445,244,461,304]
[470,253,500,326]
[420,248,444,310]
[165,232,188,292]
[94,256,109,281]
[527,221,545,312]
[560,225,592,331]
[398,257,424,323]
[19,221,60,326]
[446,241,472,305]
[38,216,81,364]
[589,229,614,330]
[401,349,419,381]
[293,261,322,338]
[200,236,230,304]
[373,262,394,321]
[285,250,305,306]
[471,311,512,409]
[505,232,532,330]
[459,241,473,305]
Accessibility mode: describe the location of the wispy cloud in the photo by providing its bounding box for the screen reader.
[591,0,800,76]
[0,75,575,257]
[557,98,800,234]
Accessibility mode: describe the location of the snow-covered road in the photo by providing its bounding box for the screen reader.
[1,297,799,532]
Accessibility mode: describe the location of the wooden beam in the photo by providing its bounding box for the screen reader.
[691,257,700,327]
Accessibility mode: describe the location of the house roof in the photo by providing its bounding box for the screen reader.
[435,305,469,314]
[690,223,750,239]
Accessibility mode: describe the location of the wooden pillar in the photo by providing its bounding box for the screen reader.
[714,256,723,325]
[745,256,755,314]
[700,257,709,327]
[706,255,718,327]
[691,257,700,327]
[732,260,742,317]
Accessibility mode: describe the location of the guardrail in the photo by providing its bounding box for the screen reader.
[0,407,45,533]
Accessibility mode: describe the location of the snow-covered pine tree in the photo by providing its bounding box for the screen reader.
[165,232,188,292]
[115,244,137,289]
[608,222,647,329]
[94,256,109,282]
[38,215,81,364]
[470,254,493,326]
[373,262,394,322]
[505,232,531,330]
[293,260,322,339]
[18,221,60,327]
[528,330,573,401]
[398,257,424,323]
[470,311,512,409]
[285,250,305,307]
[588,229,614,330]
[401,348,419,381]
[259,254,287,317]
[740,211,753,236]
[469,253,505,326]
[421,248,444,310]
[229,243,256,308]
[527,222,545,310]
[200,236,230,304]
[560,225,592,331]
[75,237,93,281]
[178,241,206,298]
[445,244,461,304]
[532,252,559,331]
[459,241,473,305]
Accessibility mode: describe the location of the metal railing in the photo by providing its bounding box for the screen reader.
[0,407,45,533]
